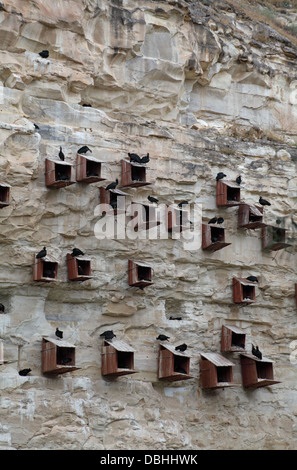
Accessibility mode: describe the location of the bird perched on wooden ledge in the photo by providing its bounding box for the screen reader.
[105,179,118,191]
[71,247,84,258]
[36,247,46,259]
[252,344,262,360]
[100,330,116,340]
[55,328,63,340]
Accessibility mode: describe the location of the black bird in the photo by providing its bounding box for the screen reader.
[71,247,84,257]
[61,357,72,364]
[59,146,65,161]
[178,201,188,207]
[43,267,55,278]
[259,196,271,206]
[252,344,262,360]
[246,276,258,283]
[156,334,170,341]
[100,330,116,340]
[128,152,141,163]
[236,175,242,185]
[148,195,158,204]
[77,146,92,154]
[140,153,150,164]
[105,179,118,191]
[175,343,187,352]
[34,123,40,130]
[216,172,226,181]
[36,247,46,259]
[109,200,118,209]
[38,50,49,58]
[0,303,4,313]
[217,217,224,225]
[55,328,63,340]
[19,368,32,376]
[56,172,69,181]
[208,216,218,224]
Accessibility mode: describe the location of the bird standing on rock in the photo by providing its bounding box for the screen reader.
[38,50,49,58]
[259,196,271,206]
[59,147,65,161]
[236,175,242,185]
[19,368,32,376]
[156,334,170,341]
[148,196,158,204]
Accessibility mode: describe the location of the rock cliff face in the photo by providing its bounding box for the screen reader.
[0,0,296,450]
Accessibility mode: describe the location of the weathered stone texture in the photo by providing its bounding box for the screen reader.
[0,0,296,450]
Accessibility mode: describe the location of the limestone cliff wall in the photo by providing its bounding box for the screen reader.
[0,0,296,450]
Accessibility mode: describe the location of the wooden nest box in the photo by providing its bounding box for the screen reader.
[129,203,161,231]
[200,352,235,389]
[233,277,256,304]
[0,183,11,208]
[216,180,241,207]
[101,337,137,377]
[99,187,128,215]
[76,153,106,183]
[66,253,92,282]
[42,337,80,375]
[238,204,266,229]
[158,343,193,381]
[45,158,75,188]
[166,206,191,233]
[202,223,231,252]
[33,254,58,282]
[128,260,153,289]
[261,225,292,251]
[240,353,281,388]
[221,325,246,352]
[121,159,151,188]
